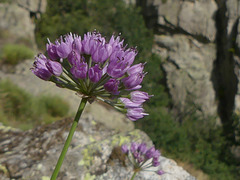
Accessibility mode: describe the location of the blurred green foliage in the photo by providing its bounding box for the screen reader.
[35,0,152,62]
[34,0,239,179]
[0,44,34,65]
[0,80,69,130]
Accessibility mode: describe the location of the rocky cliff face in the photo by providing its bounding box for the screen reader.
[138,0,240,129]
[0,0,46,46]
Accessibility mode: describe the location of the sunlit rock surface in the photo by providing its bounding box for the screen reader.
[0,118,195,180]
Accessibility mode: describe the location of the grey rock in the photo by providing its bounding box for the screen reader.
[15,0,47,13]
[227,0,240,115]
[154,34,217,117]
[0,119,195,180]
[237,18,240,51]
[178,0,217,41]
[226,0,240,35]
[0,0,46,48]
[157,0,181,27]
[0,3,35,41]
[154,0,217,41]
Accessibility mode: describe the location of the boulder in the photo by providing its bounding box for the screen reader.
[153,34,217,117]
[178,0,217,41]
[0,119,195,180]
[155,0,217,42]
[0,0,47,47]
[0,3,35,41]
[14,0,47,13]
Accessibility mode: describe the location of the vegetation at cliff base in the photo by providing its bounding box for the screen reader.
[0,44,34,65]
[0,80,69,130]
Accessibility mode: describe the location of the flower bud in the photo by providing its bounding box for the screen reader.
[130,142,139,153]
[138,143,147,154]
[56,36,72,58]
[127,63,144,75]
[32,54,52,80]
[119,98,142,108]
[157,170,165,175]
[130,91,153,103]
[46,60,63,76]
[145,147,155,159]
[122,72,144,89]
[121,144,129,154]
[126,108,148,121]
[68,51,81,66]
[72,35,82,54]
[92,44,109,63]
[71,61,88,79]
[89,65,102,83]
[46,39,59,60]
[104,78,120,95]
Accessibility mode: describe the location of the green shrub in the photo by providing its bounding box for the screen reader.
[0,80,69,130]
[1,44,34,65]
[0,29,10,39]
[38,95,70,117]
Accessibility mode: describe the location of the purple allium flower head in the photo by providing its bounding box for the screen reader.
[126,108,148,121]
[121,142,164,177]
[121,144,129,154]
[32,54,52,80]
[104,78,120,95]
[119,98,142,108]
[46,60,63,76]
[46,39,59,60]
[130,91,153,104]
[32,30,152,121]
[89,64,102,83]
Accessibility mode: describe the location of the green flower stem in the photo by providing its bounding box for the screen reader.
[51,98,88,180]
[130,172,137,180]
